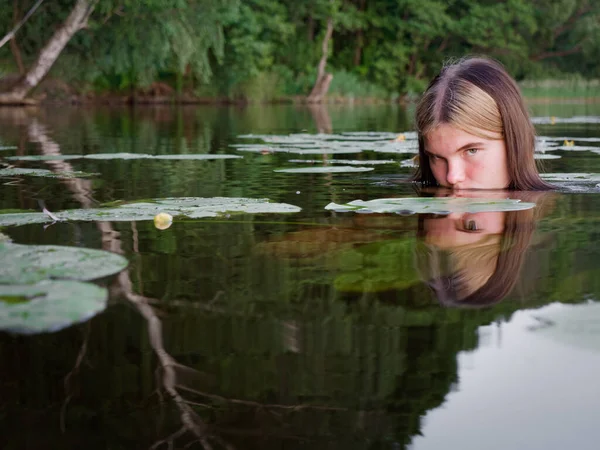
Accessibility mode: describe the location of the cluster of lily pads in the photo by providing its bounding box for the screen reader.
[324,197,536,215]
[0,197,303,227]
[231,125,600,174]
[0,241,128,335]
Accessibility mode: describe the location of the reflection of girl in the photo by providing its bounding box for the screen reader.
[415,192,553,307]
[413,57,553,190]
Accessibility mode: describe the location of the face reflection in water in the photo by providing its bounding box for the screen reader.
[423,210,506,249]
[416,190,522,307]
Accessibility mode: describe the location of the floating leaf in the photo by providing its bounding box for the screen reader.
[274,166,374,174]
[0,280,107,335]
[400,158,417,168]
[0,197,302,227]
[537,136,600,143]
[540,173,600,182]
[4,155,81,161]
[372,142,419,154]
[288,159,397,165]
[232,145,362,155]
[233,132,419,155]
[0,243,128,284]
[531,116,600,125]
[534,154,561,159]
[6,153,242,161]
[0,168,95,178]
[150,154,241,160]
[554,146,600,151]
[325,197,536,215]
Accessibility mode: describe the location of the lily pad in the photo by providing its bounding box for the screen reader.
[540,173,600,182]
[274,166,374,174]
[325,197,536,215]
[0,242,129,284]
[0,280,107,335]
[288,159,397,165]
[5,153,242,161]
[0,197,302,227]
[534,154,561,159]
[232,145,362,155]
[554,146,600,151]
[531,116,600,125]
[0,168,95,178]
[4,155,82,161]
[232,131,419,155]
[537,136,600,143]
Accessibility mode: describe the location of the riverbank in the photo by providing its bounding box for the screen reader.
[2,75,600,106]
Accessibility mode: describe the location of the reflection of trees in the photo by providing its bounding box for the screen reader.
[3,109,600,449]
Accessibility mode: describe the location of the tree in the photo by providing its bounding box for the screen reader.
[0,0,96,104]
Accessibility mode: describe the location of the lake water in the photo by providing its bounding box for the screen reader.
[2,103,600,449]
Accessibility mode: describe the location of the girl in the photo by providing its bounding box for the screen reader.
[414,57,552,190]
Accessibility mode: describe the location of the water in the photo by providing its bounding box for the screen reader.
[1,103,600,449]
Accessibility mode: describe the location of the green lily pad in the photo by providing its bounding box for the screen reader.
[540,173,600,182]
[534,154,561,159]
[554,146,600,151]
[5,153,242,161]
[0,280,107,335]
[538,136,600,143]
[325,197,536,215]
[4,155,82,161]
[400,158,417,168]
[274,166,374,174]
[232,145,362,155]
[0,197,302,227]
[531,116,600,125]
[288,159,397,165]
[0,168,95,178]
[232,132,418,155]
[0,242,128,284]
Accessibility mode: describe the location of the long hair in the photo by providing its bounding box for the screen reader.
[414,191,554,307]
[414,57,553,191]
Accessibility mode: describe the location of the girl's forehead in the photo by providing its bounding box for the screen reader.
[424,123,503,149]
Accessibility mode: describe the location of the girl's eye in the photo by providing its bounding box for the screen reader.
[429,154,440,162]
[464,220,478,231]
[466,148,479,155]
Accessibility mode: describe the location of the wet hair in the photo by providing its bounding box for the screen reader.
[413,57,553,190]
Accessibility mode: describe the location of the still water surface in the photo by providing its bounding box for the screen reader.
[2,103,600,449]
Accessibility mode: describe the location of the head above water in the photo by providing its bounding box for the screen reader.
[414,57,552,190]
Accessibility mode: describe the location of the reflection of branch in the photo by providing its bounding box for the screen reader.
[27,119,95,207]
[308,104,332,134]
[60,322,91,433]
[115,273,233,450]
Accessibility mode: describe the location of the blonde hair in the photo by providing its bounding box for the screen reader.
[414,57,552,190]
[414,194,550,307]
[416,235,503,302]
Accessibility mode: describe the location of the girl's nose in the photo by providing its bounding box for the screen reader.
[446,161,466,186]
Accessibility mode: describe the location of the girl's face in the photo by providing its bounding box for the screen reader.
[424,123,510,190]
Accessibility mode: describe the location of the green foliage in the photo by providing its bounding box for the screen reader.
[2,0,600,98]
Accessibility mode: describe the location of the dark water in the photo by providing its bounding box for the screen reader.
[2,103,600,449]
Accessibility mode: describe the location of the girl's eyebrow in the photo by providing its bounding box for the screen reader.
[425,142,486,157]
